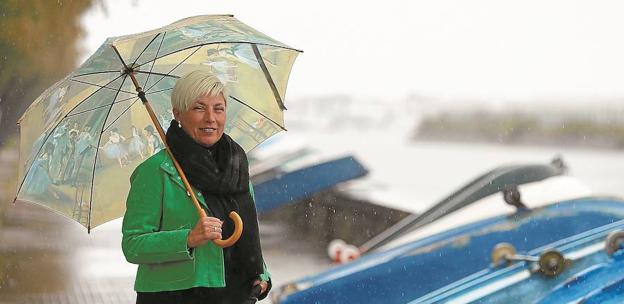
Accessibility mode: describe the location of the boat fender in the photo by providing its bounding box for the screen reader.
[327,239,361,264]
[339,245,361,264]
[328,239,346,261]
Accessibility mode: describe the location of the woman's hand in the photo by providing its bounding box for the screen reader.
[187,216,223,248]
[253,279,268,295]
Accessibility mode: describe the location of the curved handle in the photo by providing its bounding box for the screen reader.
[213,211,243,248]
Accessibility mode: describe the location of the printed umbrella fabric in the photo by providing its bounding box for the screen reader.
[15,15,301,230]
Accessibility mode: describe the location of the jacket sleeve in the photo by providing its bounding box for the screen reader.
[121,164,193,264]
[259,261,271,282]
[258,261,272,300]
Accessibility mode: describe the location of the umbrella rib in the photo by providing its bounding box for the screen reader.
[142,32,167,90]
[133,41,301,71]
[65,87,173,118]
[74,33,163,79]
[104,31,167,133]
[15,74,124,198]
[135,71,180,79]
[117,87,173,103]
[111,45,130,70]
[251,43,286,110]
[131,33,162,68]
[103,46,202,136]
[137,45,202,95]
[66,97,137,118]
[87,74,129,231]
[137,87,173,96]
[229,95,286,131]
[74,70,121,78]
[70,78,135,95]
[101,43,196,135]
[101,98,142,133]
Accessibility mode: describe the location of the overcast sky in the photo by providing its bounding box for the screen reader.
[81,0,624,102]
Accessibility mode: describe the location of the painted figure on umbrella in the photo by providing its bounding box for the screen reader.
[23,152,55,199]
[60,129,79,182]
[101,128,128,168]
[49,122,70,183]
[127,125,146,160]
[122,70,271,304]
[142,125,163,156]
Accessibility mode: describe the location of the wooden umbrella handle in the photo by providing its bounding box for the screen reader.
[213,211,243,248]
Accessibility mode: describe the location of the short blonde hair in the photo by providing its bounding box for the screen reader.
[170,69,228,111]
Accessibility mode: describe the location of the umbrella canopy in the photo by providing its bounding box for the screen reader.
[15,15,301,230]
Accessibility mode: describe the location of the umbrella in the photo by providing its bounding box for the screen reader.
[14,15,302,241]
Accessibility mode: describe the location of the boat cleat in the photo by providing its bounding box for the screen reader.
[605,230,624,258]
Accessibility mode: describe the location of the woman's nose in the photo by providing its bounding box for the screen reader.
[204,110,216,122]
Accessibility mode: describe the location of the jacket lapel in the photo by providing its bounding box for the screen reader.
[159,157,209,210]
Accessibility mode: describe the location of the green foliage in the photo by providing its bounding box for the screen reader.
[0,0,99,145]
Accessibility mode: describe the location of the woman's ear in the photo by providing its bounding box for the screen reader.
[172,109,183,127]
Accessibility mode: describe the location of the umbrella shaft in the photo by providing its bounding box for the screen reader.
[128,71,207,219]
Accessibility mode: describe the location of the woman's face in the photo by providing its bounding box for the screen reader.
[173,94,226,147]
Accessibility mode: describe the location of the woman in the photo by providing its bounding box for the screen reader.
[122,70,271,303]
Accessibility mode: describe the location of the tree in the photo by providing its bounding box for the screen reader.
[0,0,100,146]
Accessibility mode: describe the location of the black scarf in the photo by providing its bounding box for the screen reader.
[165,120,264,281]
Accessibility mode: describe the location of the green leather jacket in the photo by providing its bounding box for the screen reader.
[122,150,270,292]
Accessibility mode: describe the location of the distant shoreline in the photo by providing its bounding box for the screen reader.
[412,111,624,151]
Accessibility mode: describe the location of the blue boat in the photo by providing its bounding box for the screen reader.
[247,133,369,214]
[252,155,368,214]
[271,157,624,303]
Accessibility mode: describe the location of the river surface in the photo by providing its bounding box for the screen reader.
[1,134,623,303]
